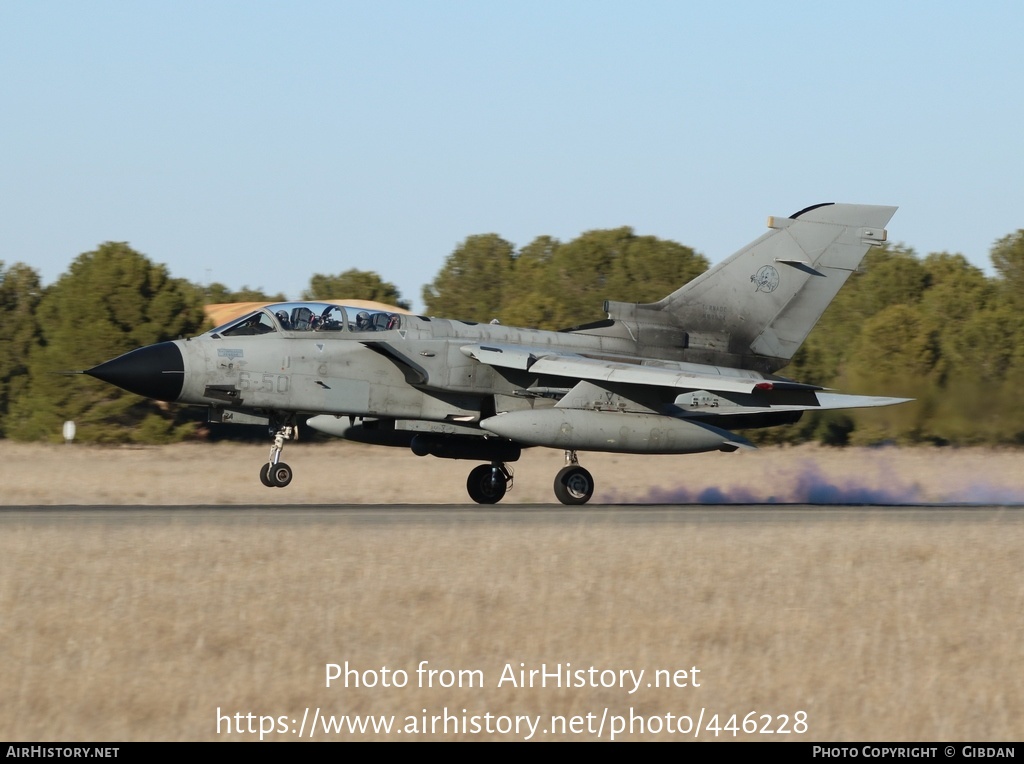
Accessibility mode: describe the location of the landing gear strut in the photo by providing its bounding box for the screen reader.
[466,463,512,504]
[260,417,296,488]
[553,450,594,505]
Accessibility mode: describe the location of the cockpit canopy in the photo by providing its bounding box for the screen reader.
[211,302,403,337]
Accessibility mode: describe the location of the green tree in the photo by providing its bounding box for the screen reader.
[606,230,707,304]
[205,282,286,304]
[8,243,206,443]
[783,244,929,388]
[423,228,707,330]
[0,263,43,435]
[842,303,936,444]
[302,269,410,310]
[980,232,1024,442]
[777,245,933,443]
[499,235,563,328]
[422,234,515,321]
[916,253,993,384]
[542,228,707,329]
[991,230,1024,306]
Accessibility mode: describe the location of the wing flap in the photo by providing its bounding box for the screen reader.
[461,343,788,394]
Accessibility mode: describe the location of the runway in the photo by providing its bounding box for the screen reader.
[3,503,1022,526]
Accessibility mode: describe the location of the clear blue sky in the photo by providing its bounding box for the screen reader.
[3,1,1022,312]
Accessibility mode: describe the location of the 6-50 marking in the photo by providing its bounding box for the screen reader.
[238,372,290,394]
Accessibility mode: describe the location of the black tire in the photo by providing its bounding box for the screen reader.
[259,463,274,487]
[554,465,594,505]
[268,462,293,488]
[467,464,507,504]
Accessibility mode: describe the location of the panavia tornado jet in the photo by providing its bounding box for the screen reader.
[85,202,905,504]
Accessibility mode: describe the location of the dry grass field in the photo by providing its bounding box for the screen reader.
[3,439,1024,505]
[1,441,1022,741]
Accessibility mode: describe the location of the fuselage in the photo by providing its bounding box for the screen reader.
[153,302,771,425]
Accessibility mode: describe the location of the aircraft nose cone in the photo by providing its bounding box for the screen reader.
[85,342,185,402]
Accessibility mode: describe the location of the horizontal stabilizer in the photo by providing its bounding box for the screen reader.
[676,391,913,418]
[812,393,914,410]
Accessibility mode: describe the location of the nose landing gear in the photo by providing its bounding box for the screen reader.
[260,417,296,488]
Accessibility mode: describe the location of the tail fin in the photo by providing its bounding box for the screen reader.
[604,202,897,372]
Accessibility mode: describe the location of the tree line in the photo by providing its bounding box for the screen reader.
[3,226,1024,445]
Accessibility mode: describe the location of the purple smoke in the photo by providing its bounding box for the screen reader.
[608,461,1024,505]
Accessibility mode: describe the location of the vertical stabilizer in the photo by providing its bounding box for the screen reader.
[604,203,897,372]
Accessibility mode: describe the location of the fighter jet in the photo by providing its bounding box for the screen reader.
[84,202,906,504]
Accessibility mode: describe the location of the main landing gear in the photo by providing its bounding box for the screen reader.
[465,450,595,505]
[553,450,594,505]
[466,463,513,504]
[260,417,295,488]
